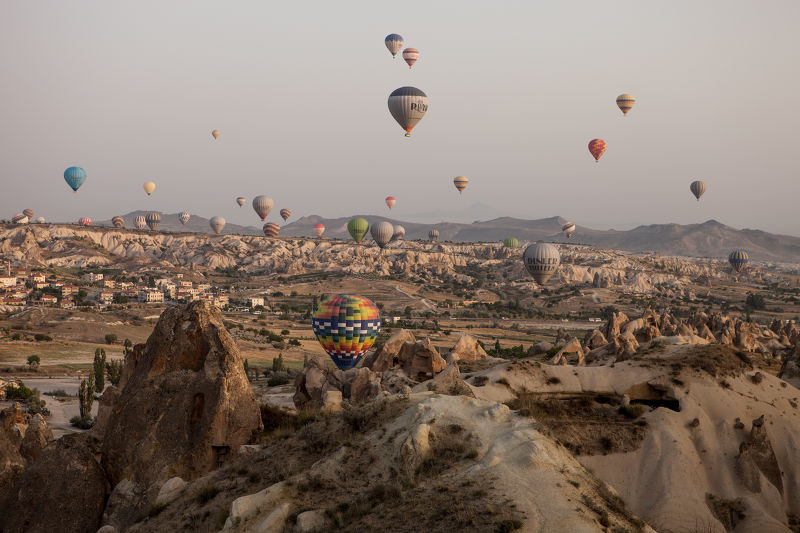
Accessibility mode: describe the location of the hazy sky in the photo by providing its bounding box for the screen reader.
[2,1,799,234]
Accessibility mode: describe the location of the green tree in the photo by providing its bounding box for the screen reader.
[27,354,40,371]
[104,333,118,345]
[123,338,133,357]
[404,305,413,318]
[272,353,284,372]
[494,339,501,353]
[745,293,766,310]
[303,354,309,368]
[79,371,95,419]
[243,359,250,381]
[93,348,106,391]
[105,359,123,385]
[26,389,46,415]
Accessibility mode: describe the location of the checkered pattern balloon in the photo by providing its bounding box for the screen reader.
[311,294,381,370]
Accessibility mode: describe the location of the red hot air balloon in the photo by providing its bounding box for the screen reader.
[313,223,325,238]
[588,139,606,162]
[385,196,396,210]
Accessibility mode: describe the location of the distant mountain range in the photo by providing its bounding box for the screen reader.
[96,211,800,263]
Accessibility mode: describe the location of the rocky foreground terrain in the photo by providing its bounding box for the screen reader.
[2,299,800,532]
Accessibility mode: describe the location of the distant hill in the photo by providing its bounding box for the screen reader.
[92,212,800,263]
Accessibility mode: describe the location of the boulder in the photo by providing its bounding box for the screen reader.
[295,509,329,532]
[102,301,263,488]
[362,329,416,371]
[19,413,53,462]
[527,341,554,356]
[0,433,107,533]
[411,363,475,397]
[548,337,585,366]
[398,338,447,381]
[155,477,187,508]
[602,311,629,339]
[380,369,419,394]
[222,481,290,532]
[584,329,607,350]
[449,334,488,361]
[322,390,343,412]
[293,356,331,408]
[778,350,800,388]
[349,367,382,404]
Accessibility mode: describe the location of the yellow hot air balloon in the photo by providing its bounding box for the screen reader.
[212,130,220,139]
[143,181,156,196]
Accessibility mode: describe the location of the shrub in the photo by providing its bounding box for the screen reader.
[288,339,301,347]
[69,415,94,429]
[268,375,289,387]
[618,404,647,419]
[196,485,221,504]
[106,359,123,385]
[27,354,40,371]
[104,333,118,345]
[34,334,52,342]
[10,333,21,341]
[26,389,46,414]
[281,329,290,336]
[6,384,33,400]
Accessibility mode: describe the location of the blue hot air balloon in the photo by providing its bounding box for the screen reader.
[64,167,87,193]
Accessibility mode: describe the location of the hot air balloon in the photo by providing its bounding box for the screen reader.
[402,48,419,68]
[145,212,160,230]
[143,181,156,196]
[64,167,86,193]
[453,176,469,194]
[212,130,220,139]
[690,181,706,201]
[179,212,190,225]
[616,94,635,116]
[280,208,291,221]
[428,229,439,242]
[134,216,146,230]
[503,238,519,248]
[311,294,381,370]
[313,223,325,238]
[562,222,576,239]
[209,216,226,235]
[111,216,125,229]
[392,225,405,241]
[348,218,369,244]
[729,250,749,273]
[22,209,33,219]
[11,214,28,224]
[236,197,246,207]
[263,222,280,238]
[34,217,45,224]
[370,221,393,249]
[78,217,92,226]
[523,242,561,285]
[384,34,404,58]
[588,139,606,162]
[252,196,274,221]
[388,87,428,137]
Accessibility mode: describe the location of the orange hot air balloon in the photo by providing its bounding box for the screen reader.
[212,130,220,139]
[385,196,396,210]
[588,139,606,162]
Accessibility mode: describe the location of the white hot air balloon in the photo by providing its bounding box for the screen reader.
[384,34,404,58]
[522,242,561,285]
[209,216,226,235]
[179,212,190,225]
[236,197,246,207]
[370,221,394,249]
[388,87,428,137]
[252,195,274,221]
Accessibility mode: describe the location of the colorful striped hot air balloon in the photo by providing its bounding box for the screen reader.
[212,130,220,139]
[11,214,28,224]
[428,229,439,242]
[348,218,369,244]
[588,139,607,162]
[236,197,246,207]
[64,167,86,193]
[280,208,291,221]
[453,176,469,194]
[179,212,190,225]
[22,209,33,219]
[402,48,419,68]
[392,225,405,241]
[313,223,325,238]
[616,94,635,116]
[562,222,576,238]
[729,250,749,273]
[134,216,146,230]
[690,181,706,201]
[252,196,273,221]
[385,196,396,210]
[263,222,280,238]
[111,216,125,229]
[370,221,393,249]
[503,238,519,249]
[143,181,156,196]
[145,212,160,230]
[78,217,92,226]
[523,242,561,285]
[209,216,226,235]
[311,294,381,370]
[388,87,428,137]
[384,34,404,58]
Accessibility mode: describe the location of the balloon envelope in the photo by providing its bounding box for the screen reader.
[385,196,396,210]
[690,181,706,201]
[453,176,469,193]
[111,216,125,229]
[729,250,749,273]
[280,208,291,221]
[392,225,405,241]
[263,222,280,238]
[145,212,160,230]
[311,294,381,370]
[252,196,274,221]
[384,34,404,57]
[134,216,146,230]
[209,216,226,235]
[428,229,439,241]
[523,242,561,285]
[348,218,369,243]
[34,217,45,224]
[388,87,428,137]
[616,94,635,115]
[11,214,28,224]
[78,217,92,226]
[143,181,156,196]
[313,223,325,238]
[562,222,576,238]
[22,209,33,219]
[236,197,246,207]
[503,238,519,248]
[370,221,393,249]
[402,48,419,68]
[64,167,86,192]
[179,212,190,225]
[212,130,220,139]
[588,139,606,162]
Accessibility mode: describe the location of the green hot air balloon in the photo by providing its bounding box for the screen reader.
[348,218,369,244]
[503,238,519,249]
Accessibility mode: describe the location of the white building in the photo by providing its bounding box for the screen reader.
[247,297,265,308]
[84,272,104,283]
[138,289,164,303]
